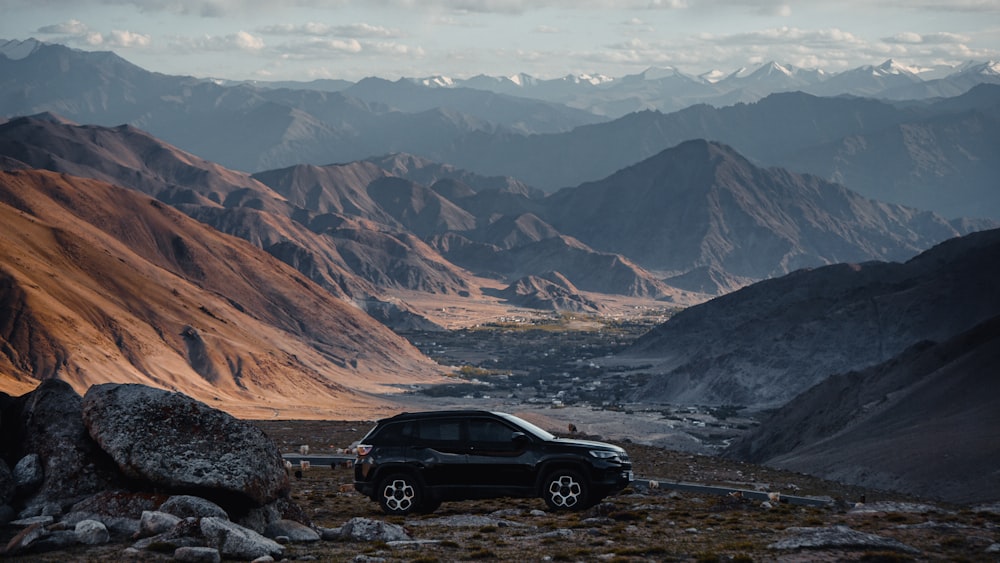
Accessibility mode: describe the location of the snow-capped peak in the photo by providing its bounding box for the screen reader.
[640,66,687,81]
[508,73,536,87]
[417,75,455,88]
[0,38,44,60]
[699,69,727,84]
[873,59,919,76]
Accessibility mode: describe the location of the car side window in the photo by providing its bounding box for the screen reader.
[468,418,516,444]
[417,419,462,442]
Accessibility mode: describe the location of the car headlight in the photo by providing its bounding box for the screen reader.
[589,450,620,460]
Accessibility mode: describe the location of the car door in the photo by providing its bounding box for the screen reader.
[464,416,535,493]
[409,417,468,489]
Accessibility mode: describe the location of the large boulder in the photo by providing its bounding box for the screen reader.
[2,380,120,515]
[81,384,289,510]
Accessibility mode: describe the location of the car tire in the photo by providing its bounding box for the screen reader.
[542,469,590,511]
[377,473,423,515]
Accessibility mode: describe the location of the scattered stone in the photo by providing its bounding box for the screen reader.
[12,454,42,494]
[11,515,54,527]
[200,516,284,560]
[159,495,229,520]
[82,384,289,508]
[336,517,411,542]
[251,556,276,563]
[974,502,1000,515]
[529,509,546,516]
[769,525,920,553]
[137,510,182,538]
[986,543,1000,553]
[848,501,944,515]
[406,514,525,528]
[74,519,110,545]
[264,519,320,542]
[174,546,222,563]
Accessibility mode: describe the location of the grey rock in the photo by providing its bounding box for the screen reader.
[263,519,320,542]
[251,556,276,563]
[769,525,920,553]
[60,511,140,539]
[12,454,42,493]
[200,516,284,559]
[7,380,121,513]
[137,510,182,538]
[159,495,229,520]
[70,490,167,519]
[318,526,342,541]
[74,519,110,545]
[82,383,289,507]
[174,546,222,563]
[11,515,54,526]
[336,517,411,542]
[848,501,945,515]
[408,514,525,528]
[986,543,1000,553]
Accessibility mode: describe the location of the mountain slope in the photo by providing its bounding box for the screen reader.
[725,316,1000,504]
[0,169,445,417]
[618,228,1000,408]
[542,140,978,282]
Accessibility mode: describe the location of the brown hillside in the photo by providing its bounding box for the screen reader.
[0,169,447,419]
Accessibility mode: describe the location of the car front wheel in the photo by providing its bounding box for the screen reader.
[542,469,590,510]
[377,473,423,515]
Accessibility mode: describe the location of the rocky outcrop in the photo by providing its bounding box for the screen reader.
[0,382,308,557]
[81,383,289,509]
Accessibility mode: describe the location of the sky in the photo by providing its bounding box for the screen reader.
[2,0,999,82]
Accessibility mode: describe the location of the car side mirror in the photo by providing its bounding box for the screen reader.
[512,431,528,444]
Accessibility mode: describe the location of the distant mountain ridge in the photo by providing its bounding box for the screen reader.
[2,39,997,221]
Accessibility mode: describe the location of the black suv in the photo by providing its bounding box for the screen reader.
[354,410,633,515]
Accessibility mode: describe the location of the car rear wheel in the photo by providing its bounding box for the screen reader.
[377,473,423,515]
[542,469,590,511]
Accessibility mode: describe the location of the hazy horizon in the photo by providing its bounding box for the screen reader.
[2,0,999,83]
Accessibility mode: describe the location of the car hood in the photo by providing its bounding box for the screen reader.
[551,437,626,453]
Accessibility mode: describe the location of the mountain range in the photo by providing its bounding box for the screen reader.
[2,39,998,222]
[2,116,987,305]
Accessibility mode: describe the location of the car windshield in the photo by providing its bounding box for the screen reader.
[494,412,556,441]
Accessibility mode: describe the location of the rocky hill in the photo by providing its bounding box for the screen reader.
[0,168,445,417]
[619,228,1000,409]
[542,139,984,284]
[725,315,1000,504]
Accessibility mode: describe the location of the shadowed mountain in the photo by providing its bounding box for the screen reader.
[725,315,1000,504]
[619,228,1000,409]
[499,272,603,314]
[0,169,445,418]
[541,140,983,286]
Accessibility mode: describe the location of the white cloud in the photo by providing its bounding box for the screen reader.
[883,32,970,44]
[173,31,265,52]
[36,19,90,35]
[258,22,399,38]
